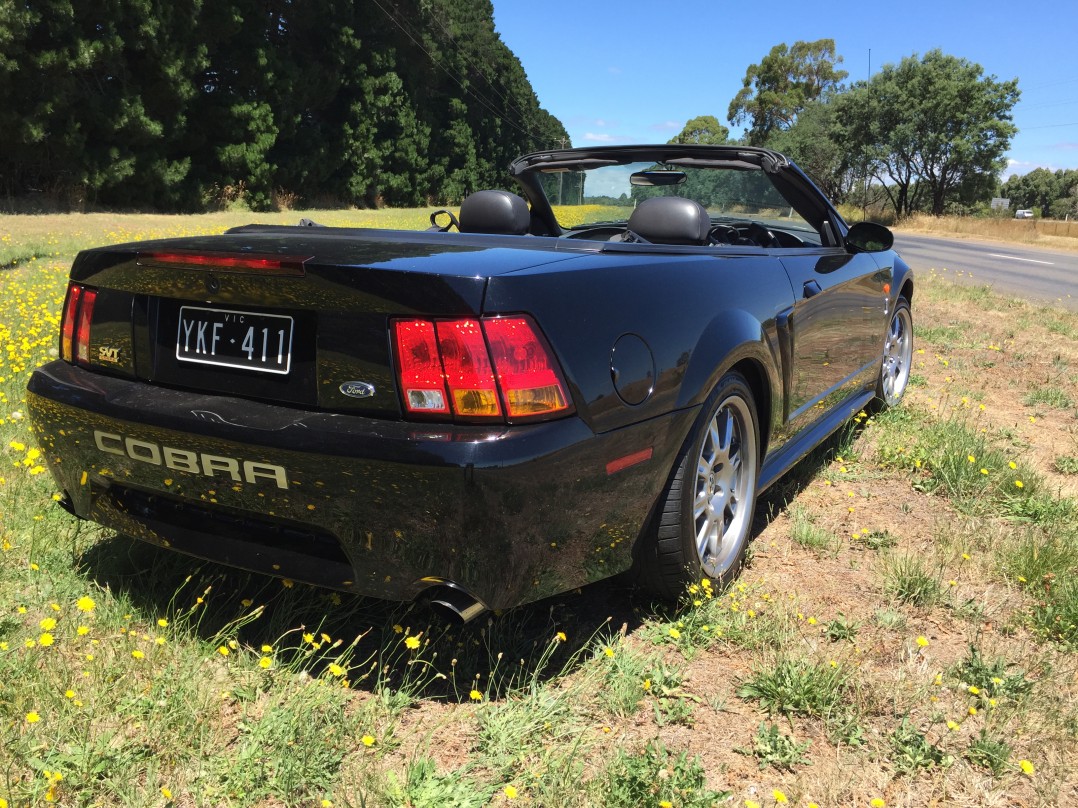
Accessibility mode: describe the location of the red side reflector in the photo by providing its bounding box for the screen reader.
[137,251,309,276]
[60,283,82,362]
[606,448,653,476]
[75,288,97,366]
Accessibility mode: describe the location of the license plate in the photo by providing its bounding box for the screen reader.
[176,306,293,375]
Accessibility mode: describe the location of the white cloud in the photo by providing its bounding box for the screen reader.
[650,121,682,132]
[594,119,607,128]
[583,132,616,142]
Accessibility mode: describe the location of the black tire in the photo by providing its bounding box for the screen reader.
[876,298,913,408]
[637,372,760,599]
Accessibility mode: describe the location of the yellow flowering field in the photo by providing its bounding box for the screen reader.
[0,212,1077,806]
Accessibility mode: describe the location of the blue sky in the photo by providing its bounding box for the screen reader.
[491,0,1078,179]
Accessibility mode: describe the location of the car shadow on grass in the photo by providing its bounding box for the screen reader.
[77,419,862,700]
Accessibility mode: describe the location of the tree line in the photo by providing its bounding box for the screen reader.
[0,0,567,211]
[670,41,1071,220]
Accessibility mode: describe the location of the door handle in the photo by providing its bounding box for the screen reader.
[803,280,823,298]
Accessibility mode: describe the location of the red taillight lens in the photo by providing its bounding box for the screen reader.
[436,320,501,418]
[60,284,82,362]
[75,288,97,365]
[484,317,571,419]
[394,320,450,415]
[60,283,97,365]
[391,315,573,423]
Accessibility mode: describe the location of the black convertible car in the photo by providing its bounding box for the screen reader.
[26,145,913,620]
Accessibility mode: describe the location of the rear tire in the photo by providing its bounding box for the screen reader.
[638,372,760,599]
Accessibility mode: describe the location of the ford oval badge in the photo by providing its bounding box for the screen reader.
[340,381,376,399]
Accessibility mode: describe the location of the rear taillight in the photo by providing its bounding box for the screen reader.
[392,315,573,423]
[60,282,97,366]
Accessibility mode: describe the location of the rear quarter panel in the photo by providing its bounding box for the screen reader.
[484,250,795,441]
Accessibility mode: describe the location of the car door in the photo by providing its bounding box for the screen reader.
[778,250,890,435]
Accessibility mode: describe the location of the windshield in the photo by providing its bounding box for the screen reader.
[538,161,816,237]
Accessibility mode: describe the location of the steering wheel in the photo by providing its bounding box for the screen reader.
[708,224,739,245]
[745,222,780,248]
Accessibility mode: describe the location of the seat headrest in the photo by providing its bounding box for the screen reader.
[627,196,711,245]
[459,190,530,235]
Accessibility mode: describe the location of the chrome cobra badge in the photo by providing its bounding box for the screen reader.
[339,381,376,399]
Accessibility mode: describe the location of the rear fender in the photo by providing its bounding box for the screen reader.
[675,308,782,449]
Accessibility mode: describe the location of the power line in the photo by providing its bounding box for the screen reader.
[425,12,537,130]
[367,0,542,142]
[1023,121,1078,130]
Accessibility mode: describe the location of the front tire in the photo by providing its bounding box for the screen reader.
[638,372,760,599]
[877,298,913,407]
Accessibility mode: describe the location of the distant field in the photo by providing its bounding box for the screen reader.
[4,207,1074,270]
[893,214,1078,252]
[1,212,1076,805]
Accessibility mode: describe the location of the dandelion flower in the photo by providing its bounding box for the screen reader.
[76,626,89,636]
[404,635,421,650]
[604,646,616,657]
[504,785,518,799]
[40,617,57,631]
[1019,759,1034,776]
[361,735,375,747]
[773,789,788,803]
[38,633,54,647]
[667,628,680,640]
[947,720,960,731]
[328,663,345,677]
[470,689,483,702]
[555,631,567,642]
[26,711,40,723]
[161,787,172,799]
[216,646,230,657]
[259,657,273,669]
[157,618,168,627]
[916,636,929,648]
[1014,480,1024,489]
[871,800,886,808]
[132,650,144,660]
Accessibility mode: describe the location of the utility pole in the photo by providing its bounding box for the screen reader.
[863,48,871,221]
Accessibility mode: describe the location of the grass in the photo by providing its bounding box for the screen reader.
[2,211,1078,805]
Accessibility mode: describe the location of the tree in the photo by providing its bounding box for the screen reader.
[727,39,847,145]
[669,115,729,145]
[766,101,854,202]
[838,50,1019,217]
[1002,168,1078,219]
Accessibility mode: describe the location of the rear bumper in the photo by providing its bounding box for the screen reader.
[27,362,693,609]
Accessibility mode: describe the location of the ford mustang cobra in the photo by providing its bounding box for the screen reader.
[26,144,913,619]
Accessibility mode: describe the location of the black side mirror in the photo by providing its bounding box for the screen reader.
[846,221,893,253]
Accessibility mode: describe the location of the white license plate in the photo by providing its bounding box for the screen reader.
[176,306,293,375]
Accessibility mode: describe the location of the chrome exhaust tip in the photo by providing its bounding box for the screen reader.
[424,581,488,623]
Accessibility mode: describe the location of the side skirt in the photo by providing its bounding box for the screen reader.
[757,389,877,494]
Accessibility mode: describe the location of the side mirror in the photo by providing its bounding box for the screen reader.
[846,221,893,253]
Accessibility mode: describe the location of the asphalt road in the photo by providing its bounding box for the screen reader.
[892,232,1078,311]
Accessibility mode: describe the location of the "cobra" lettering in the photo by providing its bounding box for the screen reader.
[94,430,289,490]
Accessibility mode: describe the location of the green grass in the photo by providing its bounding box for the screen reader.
[3,214,1078,805]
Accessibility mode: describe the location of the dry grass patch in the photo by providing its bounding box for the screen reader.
[2,214,1078,806]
